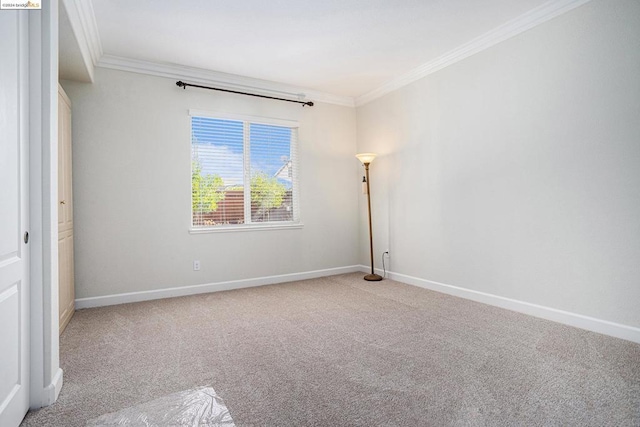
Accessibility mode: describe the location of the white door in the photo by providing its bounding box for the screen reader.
[58,86,75,334]
[0,11,30,427]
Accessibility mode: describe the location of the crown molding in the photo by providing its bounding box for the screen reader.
[96,55,356,108]
[355,0,593,106]
[76,0,103,66]
[61,0,103,82]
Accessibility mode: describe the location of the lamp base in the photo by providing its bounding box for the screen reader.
[364,273,383,281]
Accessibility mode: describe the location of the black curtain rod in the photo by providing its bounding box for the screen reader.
[176,81,314,107]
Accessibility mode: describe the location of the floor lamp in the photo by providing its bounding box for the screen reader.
[356,153,383,281]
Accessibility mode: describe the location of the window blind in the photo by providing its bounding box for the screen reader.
[191,115,299,228]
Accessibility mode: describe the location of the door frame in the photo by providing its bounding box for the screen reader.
[28,0,63,409]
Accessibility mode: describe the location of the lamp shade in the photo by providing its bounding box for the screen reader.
[356,153,377,164]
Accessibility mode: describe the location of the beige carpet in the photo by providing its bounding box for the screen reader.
[21,273,640,426]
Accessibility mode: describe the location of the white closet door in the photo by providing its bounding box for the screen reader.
[58,85,75,334]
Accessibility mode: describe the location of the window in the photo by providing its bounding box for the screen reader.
[190,111,300,230]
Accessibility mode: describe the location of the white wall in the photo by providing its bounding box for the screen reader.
[356,0,640,328]
[61,68,359,299]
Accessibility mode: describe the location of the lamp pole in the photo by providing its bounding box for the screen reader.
[357,153,383,282]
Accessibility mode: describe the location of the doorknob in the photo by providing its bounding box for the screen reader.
[24,231,29,244]
[60,200,66,205]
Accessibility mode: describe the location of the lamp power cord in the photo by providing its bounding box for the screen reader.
[382,251,389,279]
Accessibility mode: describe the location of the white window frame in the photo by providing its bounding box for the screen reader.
[188,109,303,233]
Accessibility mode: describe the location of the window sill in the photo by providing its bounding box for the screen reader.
[189,223,304,234]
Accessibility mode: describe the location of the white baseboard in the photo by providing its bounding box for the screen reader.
[75,265,361,309]
[358,265,640,344]
[43,368,63,406]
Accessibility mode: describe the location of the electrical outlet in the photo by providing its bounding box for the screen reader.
[193,260,200,271]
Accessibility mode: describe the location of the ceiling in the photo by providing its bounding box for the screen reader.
[60,0,569,101]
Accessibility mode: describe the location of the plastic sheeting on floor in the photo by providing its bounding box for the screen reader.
[86,386,235,426]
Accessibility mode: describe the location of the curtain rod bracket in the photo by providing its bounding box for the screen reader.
[175,80,313,107]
